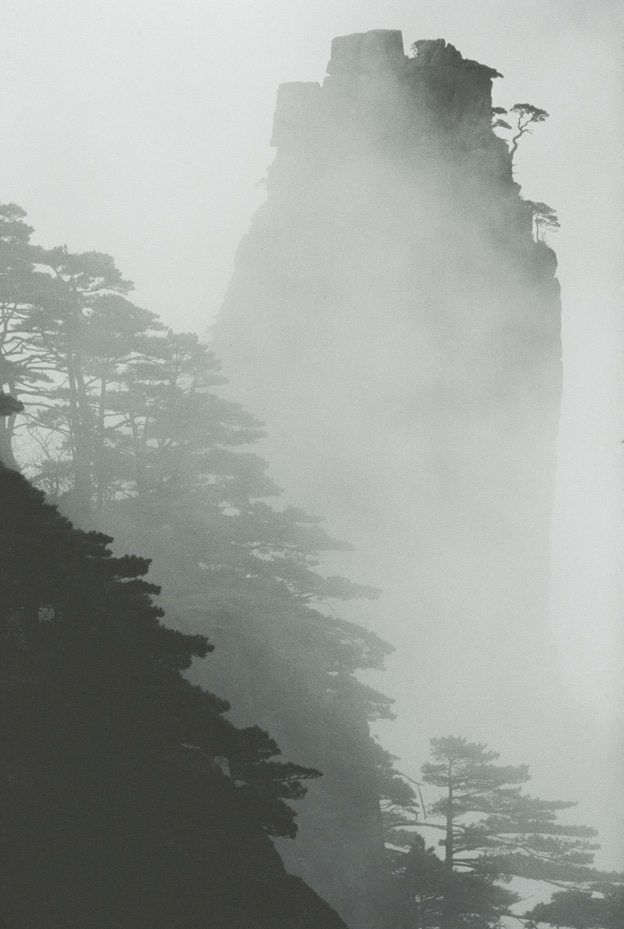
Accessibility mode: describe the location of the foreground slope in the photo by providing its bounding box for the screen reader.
[0,464,348,929]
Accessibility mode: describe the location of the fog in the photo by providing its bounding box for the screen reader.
[0,0,622,871]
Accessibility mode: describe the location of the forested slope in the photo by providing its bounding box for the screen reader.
[0,202,408,929]
[0,463,351,928]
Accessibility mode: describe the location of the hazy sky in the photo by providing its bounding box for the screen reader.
[0,2,620,324]
[0,1,622,715]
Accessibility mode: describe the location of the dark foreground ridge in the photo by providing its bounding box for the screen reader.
[0,464,348,929]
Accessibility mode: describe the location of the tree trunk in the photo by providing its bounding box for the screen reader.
[67,362,93,524]
[0,413,19,470]
[441,763,454,929]
[445,763,454,870]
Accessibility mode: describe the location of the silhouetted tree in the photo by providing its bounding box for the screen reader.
[0,204,164,520]
[394,834,518,929]
[420,737,599,880]
[0,204,53,467]
[509,103,549,157]
[492,103,549,161]
[392,737,617,928]
[24,247,162,522]
[525,200,560,242]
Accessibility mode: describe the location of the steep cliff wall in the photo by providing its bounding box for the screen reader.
[214,30,563,927]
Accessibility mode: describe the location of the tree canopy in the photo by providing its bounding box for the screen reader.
[0,201,404,927]
[492,103,549,161]
[525,201,561,243]
[391,736,621,929]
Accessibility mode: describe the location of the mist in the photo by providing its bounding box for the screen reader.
[0,0,621,705]
[0,1,622,924]
[212,13,624,871]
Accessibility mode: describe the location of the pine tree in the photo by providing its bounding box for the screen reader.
[395,835,518,929]
[0,202,404,926]
[0,203,165,518]
[393,736,617,929]
[421,737,599,883]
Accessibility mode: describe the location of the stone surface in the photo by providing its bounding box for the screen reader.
[327,30,405,74]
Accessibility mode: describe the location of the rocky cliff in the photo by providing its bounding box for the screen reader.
[213,30,563,928]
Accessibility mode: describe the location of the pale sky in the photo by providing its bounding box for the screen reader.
[0,1,621,329]
[0,0,623,835]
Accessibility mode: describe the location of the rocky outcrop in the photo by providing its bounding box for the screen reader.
[213,30,563,929]
[269,32,508,181]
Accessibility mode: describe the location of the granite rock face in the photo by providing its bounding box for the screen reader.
[326,30,406,74]
[213,30,563,929]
